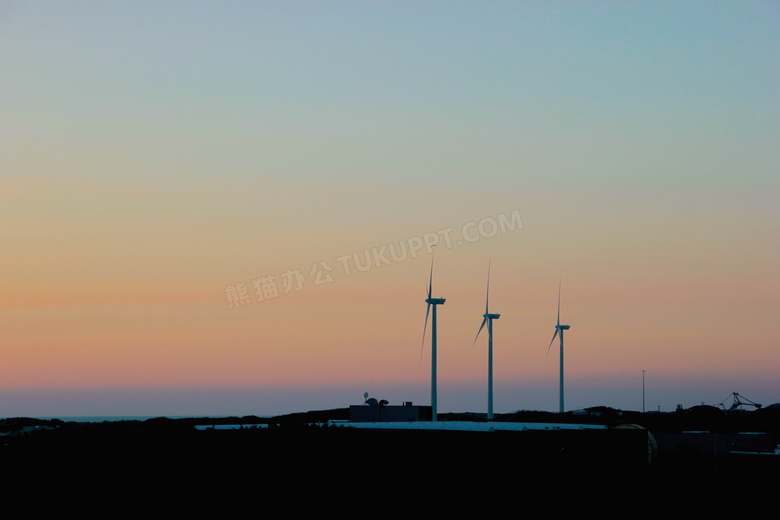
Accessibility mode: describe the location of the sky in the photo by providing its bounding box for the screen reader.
[1,1,779,418]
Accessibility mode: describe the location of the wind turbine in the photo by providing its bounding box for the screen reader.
[473,261,500,420]
[421,254,445,421]
[547,280,570,414]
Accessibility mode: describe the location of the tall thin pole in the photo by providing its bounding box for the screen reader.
[488,319,493,420]
[559,329,564,414]
[431,304,438,422]
[642,370,646,413]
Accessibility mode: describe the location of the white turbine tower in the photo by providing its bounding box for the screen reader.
[473,261,500,420]
[421,254,445,422]
[547,281,570,414]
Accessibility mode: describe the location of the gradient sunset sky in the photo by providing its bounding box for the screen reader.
[2,1,778,418]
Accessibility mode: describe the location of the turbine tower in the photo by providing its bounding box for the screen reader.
[473,261,500,420]
[421,255,445,422]
[547,281,570,414]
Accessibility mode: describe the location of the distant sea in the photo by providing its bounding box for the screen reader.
[32,415,273,430]
[38,416,241,422]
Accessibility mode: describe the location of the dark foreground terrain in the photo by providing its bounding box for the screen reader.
[2,405,778,498]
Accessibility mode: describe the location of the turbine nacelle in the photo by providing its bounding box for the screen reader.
[484,313,500,320]
[426,297,446,305]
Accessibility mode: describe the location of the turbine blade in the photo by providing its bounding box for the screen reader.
[546,328,559,357]
[421,254,434,364]
[420,302,431,364]
[485,260,491,314]
[557,279,561,326]
[428,252,435,298]
[473,317,487,347]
